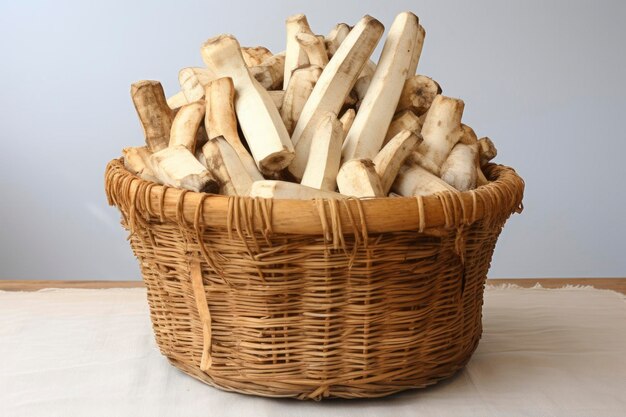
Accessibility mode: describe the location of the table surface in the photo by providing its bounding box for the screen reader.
[1,283,624,417]
[1,278,625,294]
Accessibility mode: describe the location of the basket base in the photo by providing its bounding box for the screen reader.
[165,336,480,400]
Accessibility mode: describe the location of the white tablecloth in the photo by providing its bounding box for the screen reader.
[1,285,624,417]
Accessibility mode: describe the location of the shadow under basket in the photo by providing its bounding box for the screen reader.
[105,159,524,400]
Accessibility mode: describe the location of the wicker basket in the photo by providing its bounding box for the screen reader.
[105,159,523,400]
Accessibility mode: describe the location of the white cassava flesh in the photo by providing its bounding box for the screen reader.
[250,52,285,90]
[337,159,385,198]
[289,15,384,179]
[396,75,441,116]
[123,146,160,183]
[416,95,465,175]
[166,91,189,110]
[339,108,356,142]
[352,75,372,103]
[241,46,272,67]
[202,137,254,196]
[179,67,216,102]
[325,23,351,57]
[280,65,322,135]
[295,32,329,68]
[384,109,422,145]
[150,145,219,193]
[342,12,420,162]
[204,77,263,181]
[373,130,421,194]
[392,162,456,196]
[250,180,345,200]
[440,143,479,191]
[168,101,205,153]
[130,80,174,152]
[267,90,285,110]
[478,137,497,166]
[407,24,426,77]
[283,14,312,88]
[300,112,343,190]
[201,35,294,174]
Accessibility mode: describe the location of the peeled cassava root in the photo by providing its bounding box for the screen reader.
[124,12,500,199]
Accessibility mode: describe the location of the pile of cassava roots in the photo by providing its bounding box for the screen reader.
[123,12,498,199]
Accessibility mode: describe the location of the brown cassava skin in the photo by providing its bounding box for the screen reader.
[337,159,385,198]
[249,180,345,200]
[384,110,422,146]
[325,23,351,57]
[202,137,254,196]
[168,101,205,154]
[289,16,384,180]
[392,161,456,197]
[150,145,220,193]
[280,65,322,135]
[342,12,420,162]
[300,112,344,191]
[204,77,263,181]
[241,46,272,67]
[201,35,294,174]
[440,143,479,192]
[373,130,421,194]
[296,32,329,68]
[478,137,497,166]
[130,80,175,152]
[122,146,160,183]
[283,14,312,89]
[250,52,285,90]
[178,67,216,102]
[416,95,465,176]
[396,75,441,116]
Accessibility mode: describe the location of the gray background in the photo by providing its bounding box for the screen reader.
[1,0,624,280]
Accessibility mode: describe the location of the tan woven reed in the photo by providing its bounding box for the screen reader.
[105,159,524,400]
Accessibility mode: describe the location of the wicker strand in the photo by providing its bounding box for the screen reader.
[189,260,213,371]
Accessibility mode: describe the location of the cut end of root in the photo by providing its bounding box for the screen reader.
[260,150,296,174]
[200,179,221,194]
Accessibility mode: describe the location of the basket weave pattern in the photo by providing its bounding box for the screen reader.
[105,159,523,400]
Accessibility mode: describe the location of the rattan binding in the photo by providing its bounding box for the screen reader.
[105,159,524,400]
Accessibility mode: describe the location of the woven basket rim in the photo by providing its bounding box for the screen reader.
[105,158,524,235]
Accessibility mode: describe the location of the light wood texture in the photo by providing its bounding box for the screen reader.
[342,12,419,162]
[339,108,356,142]
[407,24,426,77]
[201,35,294,174]
[122,146,159,183]
[105,159,523,235]
[4,279,624,294]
